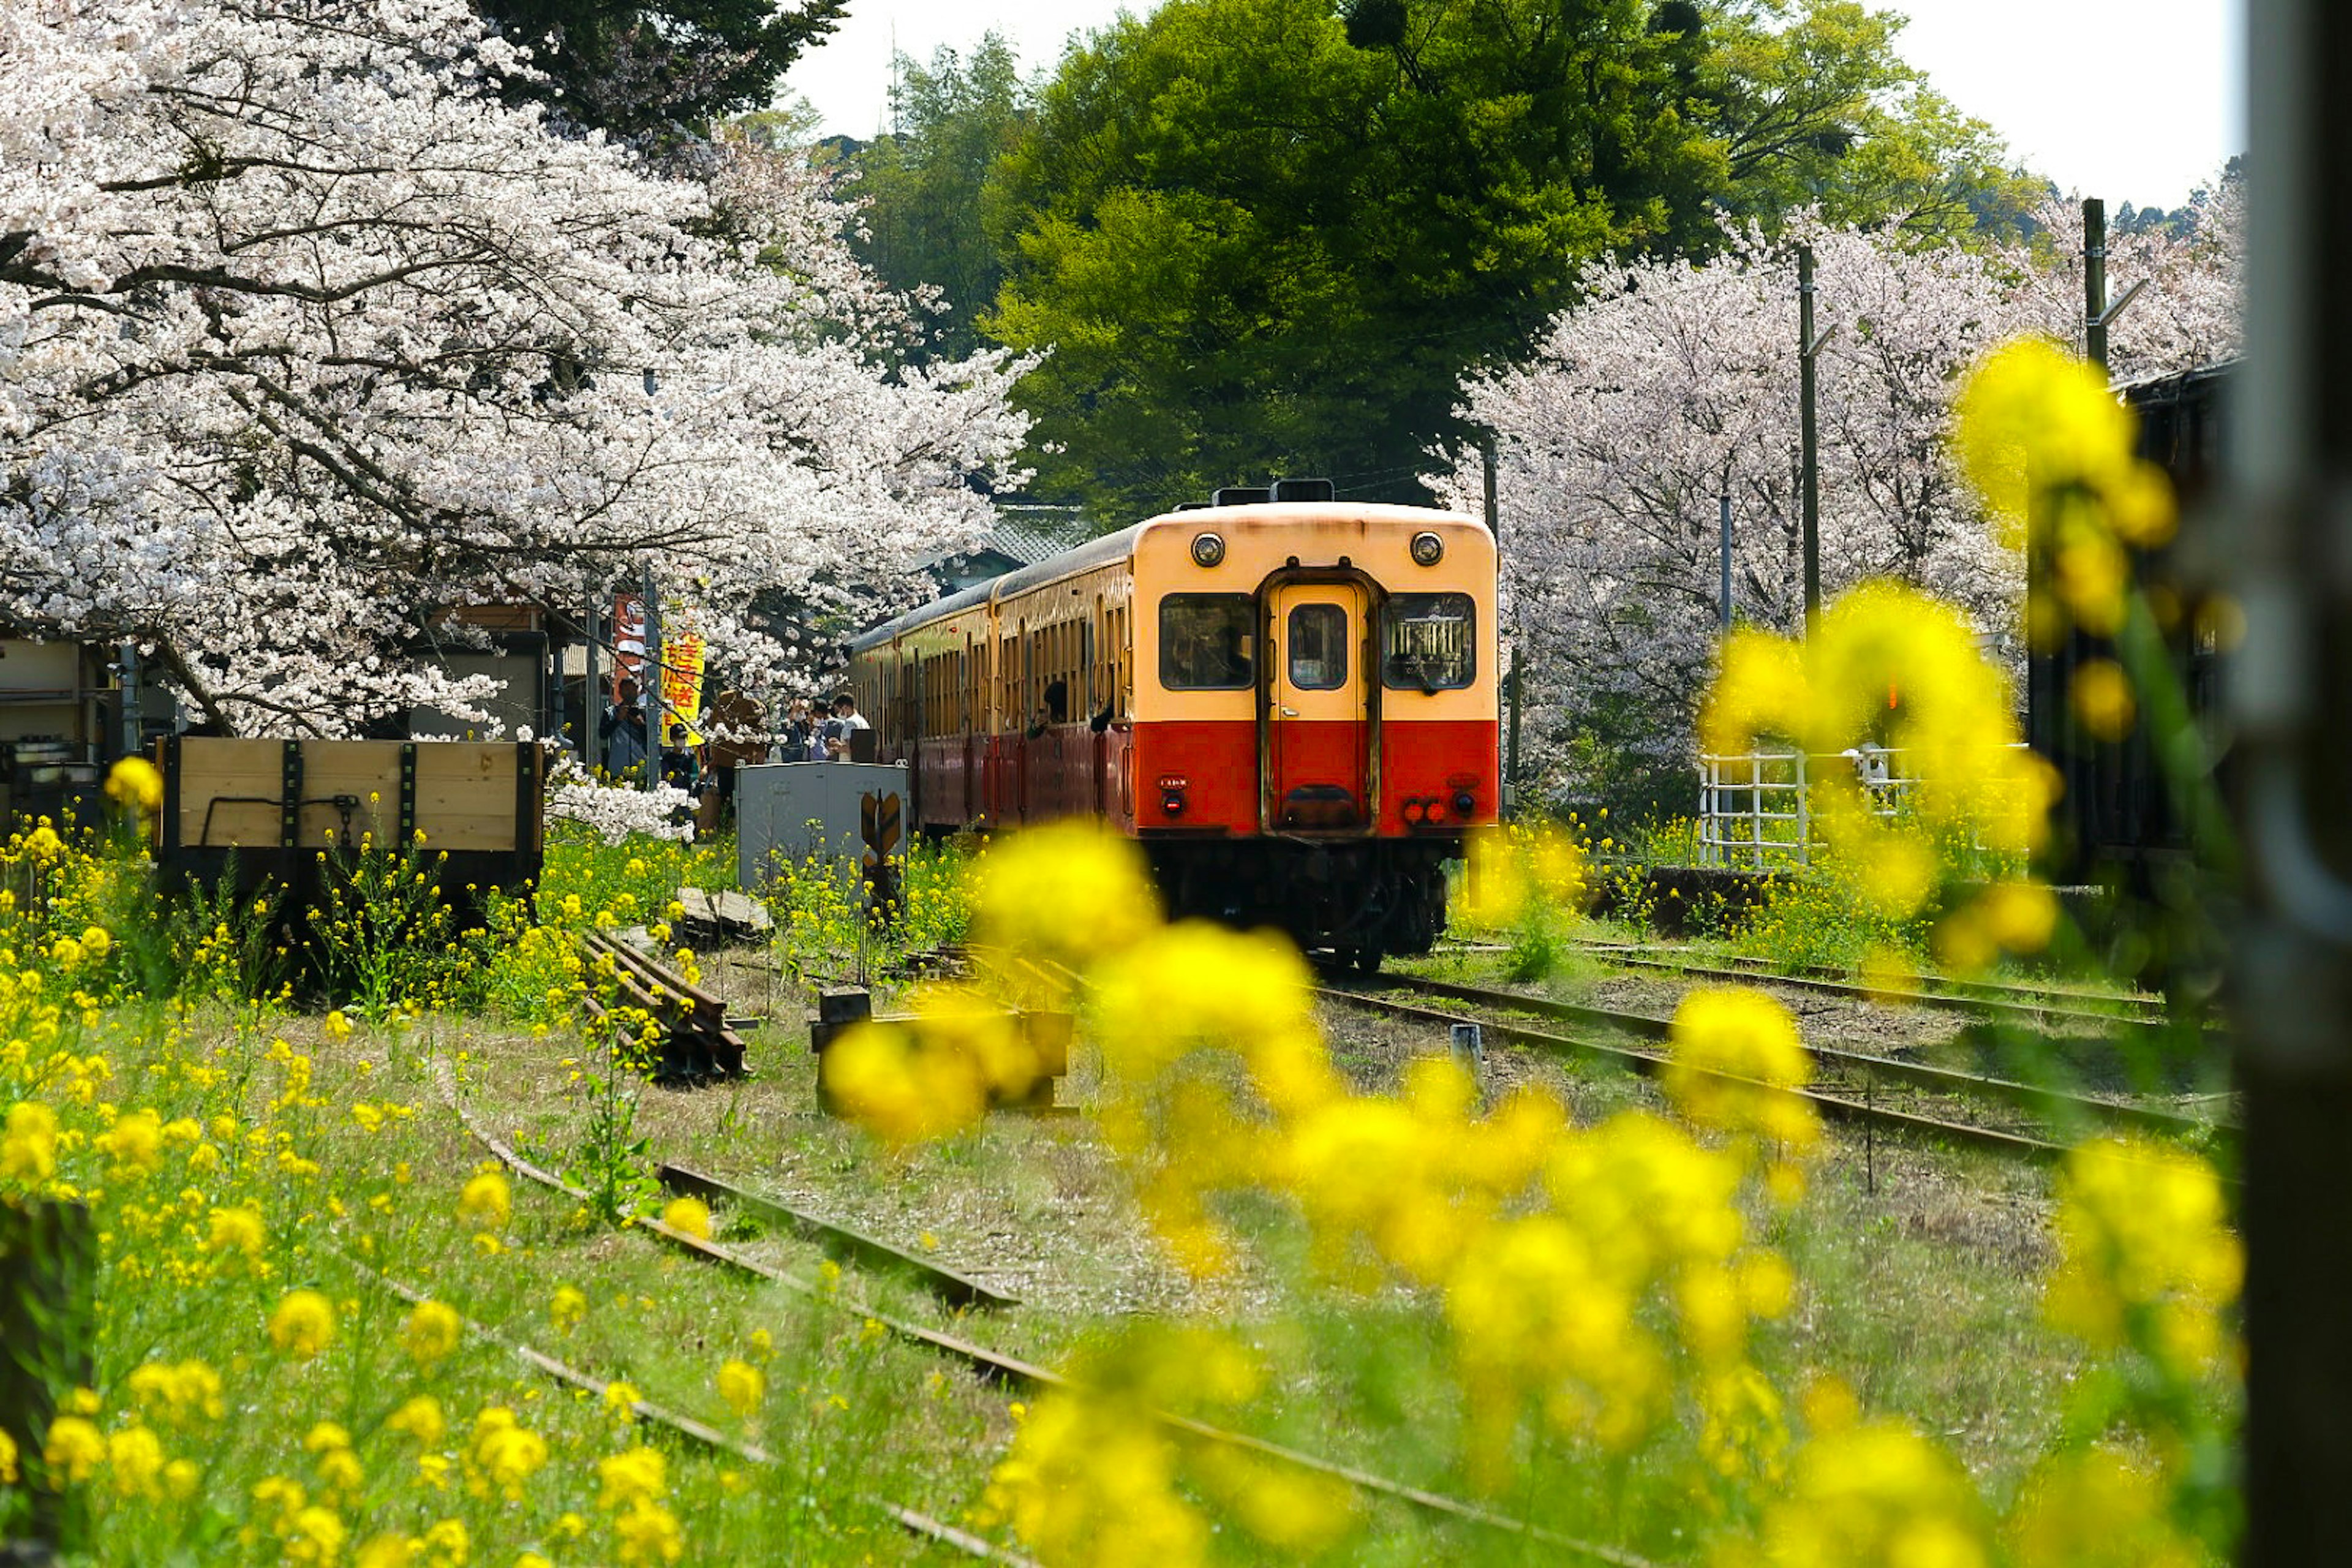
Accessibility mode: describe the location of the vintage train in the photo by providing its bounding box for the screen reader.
[845,481,1500,965]
[2027,360,2231,885]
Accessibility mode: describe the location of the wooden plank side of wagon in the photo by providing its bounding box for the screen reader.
[171,738,286,848]
[410,743,524,852]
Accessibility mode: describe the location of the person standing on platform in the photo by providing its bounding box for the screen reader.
[603,677,647,781]
[823,691,870,760]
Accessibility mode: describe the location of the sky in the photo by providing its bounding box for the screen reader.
[783,0,2245,211]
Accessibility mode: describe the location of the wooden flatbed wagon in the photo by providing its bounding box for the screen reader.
[156,737,543,921]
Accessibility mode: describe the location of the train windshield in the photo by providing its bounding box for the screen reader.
[1159,593,1256,689]
[1382,593,1476,690]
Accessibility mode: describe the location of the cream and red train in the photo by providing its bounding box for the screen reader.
[846,483,1499,965]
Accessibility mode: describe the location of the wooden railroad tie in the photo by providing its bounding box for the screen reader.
[576,929,748,1084]
[809,987,1073,1115]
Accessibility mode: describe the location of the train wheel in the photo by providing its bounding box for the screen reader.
[1350,947,1383,976]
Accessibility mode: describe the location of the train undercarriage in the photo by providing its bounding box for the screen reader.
[1142,835,1457,970]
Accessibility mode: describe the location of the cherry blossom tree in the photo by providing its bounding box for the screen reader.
[1446,184,2243,801]
[1,0,1030,736]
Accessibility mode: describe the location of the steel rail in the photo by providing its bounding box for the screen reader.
[431,1058,1651,1564]
[1569,943,2182,1035]
[1314,984,2076,1161]
[1574,940,2167,1015]
[655,1161,1021,1313]
[1339,971,2231,1142]
[331,1246,1029,1565]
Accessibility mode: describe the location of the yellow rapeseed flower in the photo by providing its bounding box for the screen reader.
[387,1395,446,1447]
[1,1101,59,1184]
[42,1415,106,1483]
[282,1504,348,1566]
[550,1285,587,1335]
[402,1300,464,1366]
[268,1289,337,1359]
[105,756,165,814]
[456,1170,510,1231]
[658,1197,710,1240]
[206,1205,266,1259]
[2005,1447,2201,1568]
[613,1500,685,1565]
[715,1358,765,1420]
[1757,1418,1990,1566]
[596,1446,668,1512]
[105,1424,165,1498]
[1664,988,1821,1162]
[2045,1136,2242,1376]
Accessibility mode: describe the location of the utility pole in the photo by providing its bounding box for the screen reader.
[1719,489,1734,631]
[1483,436,1521,813]
[2235,0,2352,1559]
[640,566,663,792]
[583,594,601,771]
[2082,197,2149,374]
[1796,245,1832,634]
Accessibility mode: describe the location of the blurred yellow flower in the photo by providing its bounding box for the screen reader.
[105,1424,165,1498]
[2,1101,59,1184]
[715,1358,764,1420]
[2046,1137,2241,1376]
[43,1415,106,1483]
[268,1289,336,1359]
[456,1170,510,1231]
[105,755,165,814]
[2070,658,2136,741]
[658,1197,710,1239]
[387,1395,446,1447]
[402,1300,464,1366]
[596,1446,667,1512]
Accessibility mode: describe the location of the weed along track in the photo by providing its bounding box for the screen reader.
[1319,971,2234,1156]
[335,1248,1038,1565]
[432,1060,1659,1562]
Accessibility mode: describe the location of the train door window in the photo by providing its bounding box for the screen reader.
[1381,593,1477,690]
[1286,603,1349,690]
[1159,594,1254,689]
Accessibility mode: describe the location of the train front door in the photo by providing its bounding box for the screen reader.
[1265,582,1370,831]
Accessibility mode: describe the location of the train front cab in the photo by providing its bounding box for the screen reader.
[1130,505,1499,962]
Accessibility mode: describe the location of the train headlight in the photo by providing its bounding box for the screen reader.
[1159,775,1188,817]
[1191,532,1226,568]
[1409,530,1444,567]
[1403,799,1426,823]
[1453,790,1476,818]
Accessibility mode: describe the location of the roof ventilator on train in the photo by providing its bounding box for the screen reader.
[1176,478,1338,510]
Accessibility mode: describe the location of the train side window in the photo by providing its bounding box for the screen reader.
[1381,593,1477,691]
[1286,603,1348,690]
[1160,594,1254,689]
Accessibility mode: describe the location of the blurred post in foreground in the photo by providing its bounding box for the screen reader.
[2234,1,2352,1559]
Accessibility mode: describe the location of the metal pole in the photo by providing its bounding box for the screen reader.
[1719,490,1734,630]
[2084,197,2109,370]
[2237,0,2352,1559]
[117,641,140,759]
[641,565,662,792]
[1482,436,1499,542]
[1506,657,1521,814]
[1798,244,1822,634]
[583,594,601,770]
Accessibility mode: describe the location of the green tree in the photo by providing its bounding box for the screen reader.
[984,0,1717,519]
[475,0,850,140]
[1701,1,2040,239]
[850,36,1036,363]
[978,0,2034,524]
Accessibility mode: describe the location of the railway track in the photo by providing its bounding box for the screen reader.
[1316,970,2235,1155]
[329,1243,1030,1564]
[1565,941,2188,1035]
[436,1002,1654,1562]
